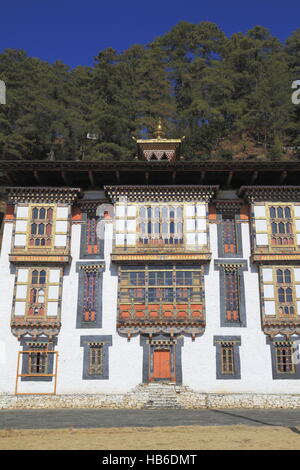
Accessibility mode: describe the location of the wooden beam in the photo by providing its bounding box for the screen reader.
[61,171,69,186]
[279,171,287,184]
[88,170,95,188]
[226,171,234,186]
[250,171,258,184]
[5,171,14,185]
[34,170,41,185]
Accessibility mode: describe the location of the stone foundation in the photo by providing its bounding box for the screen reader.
[2,384,300,410]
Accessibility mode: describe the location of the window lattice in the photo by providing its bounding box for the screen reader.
[138,206,183,245]
[222,217,237,254]
[28,269,47,316]
[119,265,202,305]
[28,345,49,375]
[86,217,99,254]
[269,206,294,246]
[276,269,295,315]
[275,343,295,373]
[221,344,235,374]
[224,270,240,322]
[89,345,103,375]
[83,271,97,322]
[29,206,53,247]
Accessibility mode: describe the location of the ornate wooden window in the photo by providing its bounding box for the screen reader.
[221,216,237,254]
[28,269,47,316]
[276,268,295,316]
[80,335,112,380]
[269,205,294,246]
[88,344,103,375]
[118,265,203,321]
[16,339,58,392]
[221,342,235,374]
[83,271,98,322]
[29,206,54,247]
[260,266,300,319]
[80,213,103,259]
[86,217,99,254]
[138,205,183,245]
[213,336,241,379]
[13,267,61,319]
[215,261,247,327]
[224,270,240,322]
[275,342,295,373]
[76,263,105,328]
[27,343,49,375]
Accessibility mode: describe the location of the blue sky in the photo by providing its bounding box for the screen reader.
[1,0,300,67]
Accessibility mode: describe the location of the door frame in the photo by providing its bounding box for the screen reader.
[152,348,173,382]
[140,334,183,384]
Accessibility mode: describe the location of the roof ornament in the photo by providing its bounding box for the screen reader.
[153,118,165,140]
[133,118,183,162]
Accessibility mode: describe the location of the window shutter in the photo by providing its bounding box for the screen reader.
[54,205,69,247]
[14,205,29,247]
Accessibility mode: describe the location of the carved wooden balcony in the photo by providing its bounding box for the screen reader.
[117,301,205,338]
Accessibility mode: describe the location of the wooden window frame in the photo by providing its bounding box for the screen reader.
[83,270,98,322]
[275,343,295,374]
[221,216,237,254]
[119,264,203,309]
[28,205,55,249]
[224,269,240,322]
[221,342,235,375]
[88,344,104,375]
[262,266,300,319]
[266,203,296,247]
[138,204,184,246]
[14,267,61,320]
[15,349,58,395]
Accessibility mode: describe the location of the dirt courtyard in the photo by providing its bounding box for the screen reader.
[1,425,300,450]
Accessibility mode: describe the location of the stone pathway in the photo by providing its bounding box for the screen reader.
[2,408,300,429]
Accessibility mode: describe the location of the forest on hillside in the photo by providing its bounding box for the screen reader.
[0,21,300,162]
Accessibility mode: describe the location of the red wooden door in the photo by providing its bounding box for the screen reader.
[153,350,171,379]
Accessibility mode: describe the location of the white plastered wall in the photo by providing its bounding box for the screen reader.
[56,221,142,394]
[3,209,300,395]
[0,222,21,394]
[182,222,300,394]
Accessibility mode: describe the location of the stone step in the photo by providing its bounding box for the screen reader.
[126,383,189,409]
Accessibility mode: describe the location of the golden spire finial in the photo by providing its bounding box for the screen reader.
[153,118,165,139]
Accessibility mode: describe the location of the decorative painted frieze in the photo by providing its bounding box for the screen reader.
[77,199,108,218]
[6,187,81,204]
[105,185,218,203]
[239,186,300,203]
